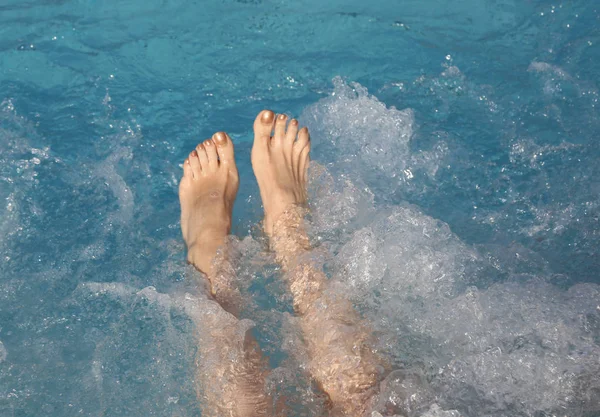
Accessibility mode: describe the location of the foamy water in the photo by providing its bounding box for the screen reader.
[298,79,600,416]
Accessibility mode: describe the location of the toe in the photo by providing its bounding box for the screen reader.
[196,143,209,172]
[182,158,192,178]
[272,113,288,147]
[189,150,201,177]
[253,110,275,149]
[293,127,310,155]
[284,118,299,160]
[285,119,299,147]
[293,127,310,173]
[204,138,218,171]
[299,144,311,183]
[213,131,235,165]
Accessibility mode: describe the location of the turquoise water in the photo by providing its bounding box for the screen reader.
[1,0,599,416]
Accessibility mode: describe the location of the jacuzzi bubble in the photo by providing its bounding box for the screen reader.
[333,226,386,301]
[302,77,417,198]
[332,200,479,304]
[308,162,375,236]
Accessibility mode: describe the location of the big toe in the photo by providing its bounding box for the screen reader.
[213,131,235,163]
[253,110,275,149]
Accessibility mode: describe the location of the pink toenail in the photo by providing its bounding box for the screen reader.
[278,114,287,120]
[291,119,298,126]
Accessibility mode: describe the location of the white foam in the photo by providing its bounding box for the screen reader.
[334,204,478,304]
[302,77,455,204]
[325,178,600,415]
[308,162,375,235]
[302,77,415,180]
[528,61,571,79]
[298,92,600,415]
[337,202,600,415]
[75,281,138,299]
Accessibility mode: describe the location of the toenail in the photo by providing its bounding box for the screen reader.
[214,132,227,144]
[291,119,298,126]
[262,110,274,123]
[204,139,212,146]
[191,150,197,157]
[278,114,287,120]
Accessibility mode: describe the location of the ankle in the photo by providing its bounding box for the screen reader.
[186,227,230,273]
[264,201,304,235]
[267,206,311,269]
[187,220,230,243]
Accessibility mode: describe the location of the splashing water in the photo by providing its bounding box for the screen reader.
[298,77,600,416]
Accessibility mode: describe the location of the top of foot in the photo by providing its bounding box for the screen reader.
[251,110,311,235]
[179,131,239,274]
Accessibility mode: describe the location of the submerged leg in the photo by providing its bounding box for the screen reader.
[252,110,384,416]
[180,132,271,417]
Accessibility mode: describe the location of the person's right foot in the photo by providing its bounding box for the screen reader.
[179,131,239,275]
[251,110,311,235]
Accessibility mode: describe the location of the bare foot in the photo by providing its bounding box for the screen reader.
[251,110,310,235]
[179,132,239,275]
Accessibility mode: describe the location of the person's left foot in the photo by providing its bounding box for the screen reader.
[179,132,239,275]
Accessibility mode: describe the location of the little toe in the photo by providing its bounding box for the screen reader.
[213,131,235,165]
[299,145,311,182]
[272,114,288,147]
[204,138,219,171]
[253,110,275,149]
[189,150,201,177]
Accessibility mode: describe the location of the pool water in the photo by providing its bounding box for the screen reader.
[1,0,599,416]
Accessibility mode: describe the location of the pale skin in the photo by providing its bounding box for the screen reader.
[179,111,383,417]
